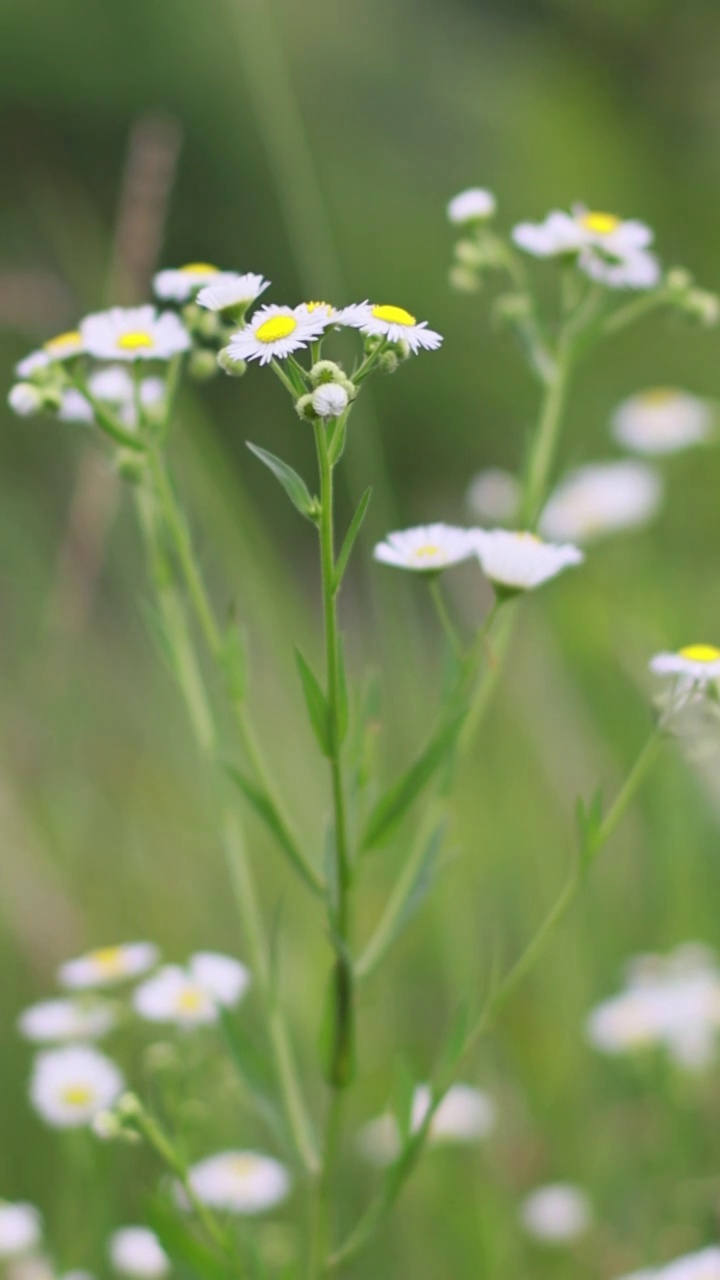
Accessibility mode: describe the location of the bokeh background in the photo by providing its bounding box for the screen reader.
[2,0,720,1276]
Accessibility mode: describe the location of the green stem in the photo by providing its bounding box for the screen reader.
[601,288,670,337]
[428,577,463,660]
[306,1091,344,1280]
[134,1107,230,1255]
[519,332,572,528]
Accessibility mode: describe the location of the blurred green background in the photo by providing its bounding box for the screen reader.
[2,0,720,1276]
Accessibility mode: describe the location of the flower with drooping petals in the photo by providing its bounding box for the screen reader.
[8,384,45,417]
[512,206,660,289]
[196,273,271,314]
[154,264,235,303]
[447,188,497,224]
[472,529,583,591]
[650,645,720,684]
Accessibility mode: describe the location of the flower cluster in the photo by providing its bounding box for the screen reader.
[373,523,583,593]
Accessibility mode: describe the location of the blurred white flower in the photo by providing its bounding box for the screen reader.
[184,1151,290,1215]
[0,1204,42,1258]
[612,389,714,455]
[337,302,442,353]
[58,943,159,989]
[133,952,250,1027]
[58,389,95,424]
[358,1083,496,1165]
[196,273,271,314]
[466,468,521,524]
[447,188,497,224]
[29,1045,124,1128]
[109,1228,170,1279]
[472,529,583,591]
[512,207,659,289]
[81,307,190,362]
[374,524,475,573]
[662,1248,720,1280]
[15,352,51,379]
[18,998,115,1044]
[650,646,720,684]
[225,304,328,366]
[538,461,663,544]
[8,384,44,417]
[87,366,134,402]
[154,263,234,302]
[189,952,250,1006]
[311,383,348,419]
[520,1183,592,1244]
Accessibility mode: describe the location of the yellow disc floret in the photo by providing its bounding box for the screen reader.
[256,315,297,343]
[180,263,219,274]
[371,305,416,326]
[679,644,720,663]
[61,1085,94,1106]
[413,544,442,559]
[640,388,678,405]
[230,1156,258,1180]
[45,330,82,355]
[117,331,155,351]
[580,212,621,236]
[177,988,205,1013]
[91,947,126,974]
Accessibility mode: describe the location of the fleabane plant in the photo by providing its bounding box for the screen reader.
[6,200,719,1278]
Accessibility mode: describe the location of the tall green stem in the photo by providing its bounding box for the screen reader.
[519,334,572,529]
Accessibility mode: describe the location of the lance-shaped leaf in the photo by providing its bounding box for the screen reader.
[246,442,319,522]
[360,717,464,851]
[224,763,323,895]
[356,820,447,978]
[334,488,372,592]
[219,1009,289,1154]
[295,647,331,756]
[146,1198,230,1280]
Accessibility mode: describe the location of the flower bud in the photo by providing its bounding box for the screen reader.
[116,1091,143,1120]
[115,449,146,484]
[682,289,720,327]
[447,187,497,225]
[295,393,317,421]
[309,360,346,387]
[449,266,480,294]
[666,267,694,295]
[454,239,486,269]
[144,1041,179,1074]
[218,348,247,377]
[188,348,219,382]
[311,383,349,419]
[493,292,533,325]
[339,378,357,400]
[8,382,44,416]
[378,349,401,374]
[92,1110,122,1141]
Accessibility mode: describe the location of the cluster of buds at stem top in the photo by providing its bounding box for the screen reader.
[295,361,357,422]
[8,382,62,416]
[91,1090,144,1143]
[665,268,720,327]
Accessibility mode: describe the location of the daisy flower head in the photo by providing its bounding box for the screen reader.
[294,301,338,323]
[109,1228,170,1279]
[18,998,115,1043]
[513,206,659,289]
[650,645,720,685]
[539,461,663,544]
[467,468,521,524]
[336,302,442,353]
[196,272,271,315]
[29,1045,124,1128]
[472,529,583,593]
[373,524,475,574]
[520,1183,592,1245]
[15,331,85,380]
[133,952,250,1027]
[224,304,328,367]
[0,1204,42,1258]
[447,188,497,225]
[184,1151,290,1215]
[585,989,666,1056]
[612,388,714,455]
[81,307,190,363]
[154,263,235,303]
[58,942,159,990]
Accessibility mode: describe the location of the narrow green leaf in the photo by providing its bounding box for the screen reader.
[356,820,447,978]
[145,1198,229,1280]
[246,442,318,522]
[361,717,464,851]
[218,1009,288,1153]
[392,1061,417,1144]
[294,647,331,756]
[220,623,246,703]
[223,763,323,895]
[334,488,372,592]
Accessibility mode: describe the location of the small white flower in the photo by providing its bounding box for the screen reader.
[513,207,659,289]
[612,388,714,455]
[15,351,51,379]
[15,331,86,379]
[18,998,115,1043]
[585,990,665,1055]
[224,304,328,366]
[81,307,190,362]
[512,211,587,258]
[472,529,583,591]
[58,942,159,990]
[29,1045,124,1128]
[466,468,521,523]
[184,1151,290,1215]
[311,383,349,419]
[336,302,442,353]
[580,245,660,290]
[58,389,95,424]
[447,188,497,224]
[358,1083,496,1165]
[650,645,720,684]
[189,951,250,1006]
[374,523,475,573]
[663,1248,720,1280]
[196,273,271,314]
[133,952,250,1027]
[538,462,663,544]
[520,1183,592,1244]
[0,1204,42,1258]
[154,263,235,303]
[88,366,134,403]
[8,384,44,417]
[109,1228,170,1279]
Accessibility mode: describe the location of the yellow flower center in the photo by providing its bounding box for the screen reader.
[255,315,297,343]
[640,387,678,406]
[45,330,82,355]
[304,300,332,313]
[61,1085,94,1107]
[177,987,205,1013]
[180,263,219,274]
[679,644,720,663]
[580,212,621,236]
[117,331,155,351]
[517,532,542,543]
[413,544,441,559]
[90,947,126,974]
[229,1156,258,1181]
[371,305,416,326]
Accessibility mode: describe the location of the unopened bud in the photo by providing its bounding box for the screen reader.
[116,1091,143,1120]
[115,449,146,484]
[144,1041,179,1074]
[188,348,219,382]
[218,348,247,377]
[311,383,349,419]
[378,350,400,374]
[295,393,316,421]
[8,382,44,417]
[309,360,345,386]
[665,267,693,295]
[683,289,720,327]
[493,292,533,324]
[449,265,480,294]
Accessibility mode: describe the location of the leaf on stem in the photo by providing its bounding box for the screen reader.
[360,717,464,851]
[576,785,603,868]
[334,488,372,593]
[219,1009,288,1153]
[220,621,247,704]
[246,442,319,522]
[145,1199,229,1280]
[223,762,322,895]
[294,647,331,756]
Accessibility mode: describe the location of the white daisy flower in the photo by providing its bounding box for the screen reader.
[520,1184,592,1244]
[538,461,663,544]
[472,529,583,591]
[662,1248,720,1280]
[513,207,660,289]
[18,998,115,1043]
[87,366,134,403]
[0,1204,42,1258]
[650,645,720,684]
[29,1045,124,1128]
[109,1228,170,1279]
[585,990,666,1055]
[447,188,497,224]
[58,389,95,424]
[15,351,51,379]
[294,301,338,322]
[467,468,521,523]
[373,523,475,573]
[58,942,159,990]
[580,244,660,290]
[311,383,349,419]
[336,302,442,353]
[154,263,235,303]
[189,951,250,1006]
[16,330,87,379]
[612,388,714,455]
[358,1083,496,1165]
[196,273,271,314]
[8,384,44,417]
[224,304,328,366]
[133,952,250,1027]
[81,307,190,362]
[184,1151,290,1215]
